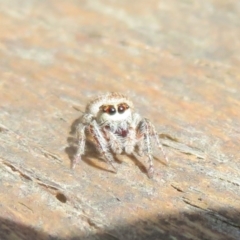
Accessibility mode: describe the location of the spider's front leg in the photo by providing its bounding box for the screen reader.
[137,118,154,178]
[137,118,168,178]
[151,123,168,163]
[90,120,117,172]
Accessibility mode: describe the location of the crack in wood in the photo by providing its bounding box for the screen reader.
[160,137,205,159]
[170,184,184,193]
[183,197,240,229]
[0,157,62,190]
[0,123,63,164]
[0,157,107,232]
[218,177,240,187]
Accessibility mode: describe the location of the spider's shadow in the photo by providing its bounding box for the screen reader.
[127,153,148,175]
[65,116,117,173]
[65,116,82,165]
[129,152,168,176]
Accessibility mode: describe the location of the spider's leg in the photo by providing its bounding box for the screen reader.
[91,121,117,171]
[138,118,154,178]
[73,124,86,168]
[148,121,168,163]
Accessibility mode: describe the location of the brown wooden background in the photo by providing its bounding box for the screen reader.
[0,0,240,239]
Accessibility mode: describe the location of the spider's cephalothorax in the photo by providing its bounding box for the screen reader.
[73,92,167,178]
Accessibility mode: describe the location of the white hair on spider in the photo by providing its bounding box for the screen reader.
[73,92,168,178]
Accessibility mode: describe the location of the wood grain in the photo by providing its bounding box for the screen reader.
[0,0,240,239]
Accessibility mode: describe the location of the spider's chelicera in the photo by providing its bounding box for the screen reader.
[73,92,167,178]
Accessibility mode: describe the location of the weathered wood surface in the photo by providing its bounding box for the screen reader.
[0,0,240,239]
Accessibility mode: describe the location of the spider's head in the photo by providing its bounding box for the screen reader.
[86,92,133,123]
[98,102,132,123]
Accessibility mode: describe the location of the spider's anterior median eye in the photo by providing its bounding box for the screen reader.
[108,106,116,115]
[118,105,125,113]
[101,105,116,115]
[118,103,129,114]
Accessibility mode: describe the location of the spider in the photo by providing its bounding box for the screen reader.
[73,92,167,178]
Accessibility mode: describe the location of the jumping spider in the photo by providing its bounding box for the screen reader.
[73,92,167,178]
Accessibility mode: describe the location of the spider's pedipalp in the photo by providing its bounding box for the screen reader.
[105,130,123,154]
[124,126,136,154]
[123,112,141,154]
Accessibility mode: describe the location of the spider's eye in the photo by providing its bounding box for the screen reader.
[108,106,116,115]
[118,105,125,113]
[101,105,116,115]
[118,103,129,114]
